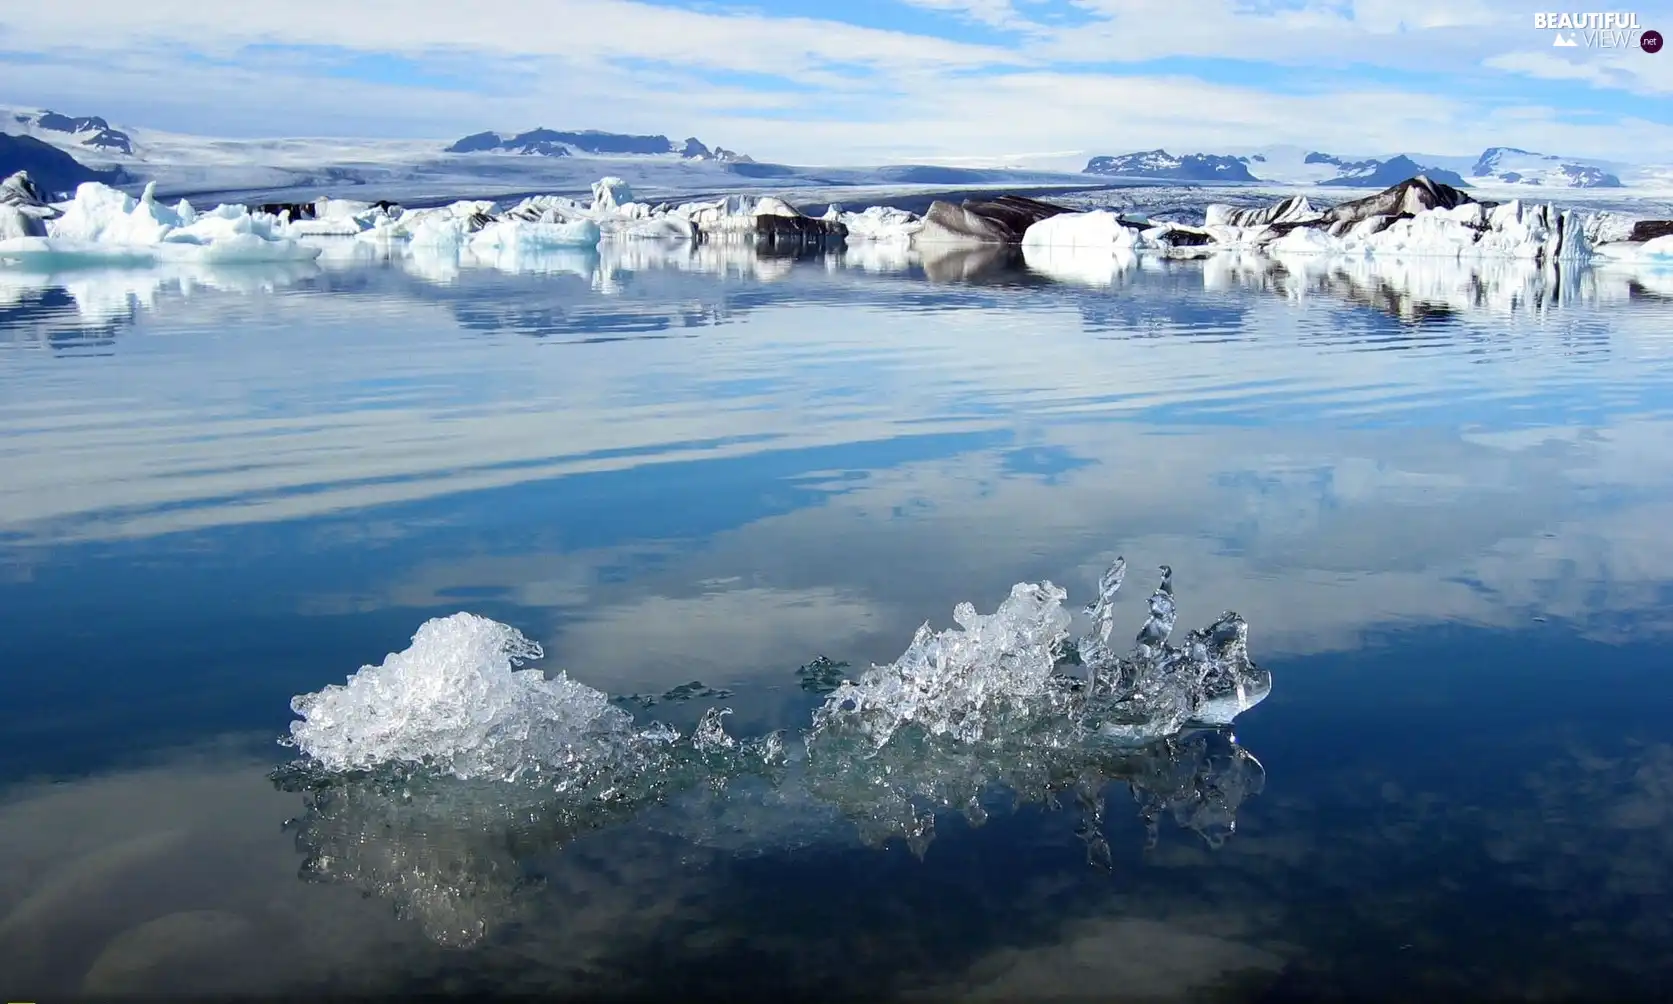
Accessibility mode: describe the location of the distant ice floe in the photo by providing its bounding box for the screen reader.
[1029,177,1593,263]
[8,168,1673,274]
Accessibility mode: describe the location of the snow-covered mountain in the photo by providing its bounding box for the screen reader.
[1222,145,1641,189]
[445,128,753,163]
[5,104,1670,206]
[0,133,126,197]
[8,109,136,157]
[1083,150,1259,182]
[1081,147,1476,187]
[1470,147,1622,188]
[1312,154,1470,188]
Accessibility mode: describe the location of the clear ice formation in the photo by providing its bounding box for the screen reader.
[279,557,1272,943]
[808,558,1269,749]
[287,559,1267,783]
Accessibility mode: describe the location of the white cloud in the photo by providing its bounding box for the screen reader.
[1485,47,1673,95]
[1,0,1668,175]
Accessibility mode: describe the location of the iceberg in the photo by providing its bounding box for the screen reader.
[1022,177,1594,263]
[916,195,1069,245]
[0,206,48,241]
[1592,234,1673,266]
[1204,195,1323,228]
[590,176,633,212]
[679,194,846,245]
[1021,210,1142,251]
[468,217,602,252]
[823,204,922,244]
[0,171,55,239]
[0,178,321,266]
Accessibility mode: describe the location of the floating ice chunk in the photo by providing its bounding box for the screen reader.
[1021,210,1143,251]
[286,554,1269,806]
[1593,234,1673,265]
[813,581,1076,748]
[1,181,321,266]
[828,205,922,244]
[286,612,638,783]
[1261,199,1590,262]
[315,198,375,220]
[1268,226,1346,256]
[0,204,45,241]
[284,216,369,238]
[591,176,633,212]
[468,218,602,252]
[0,237,159,267]
[602,212,694,241]
[51,181,174,244]
[1205,196,1323,228]
[811,559,1267,752]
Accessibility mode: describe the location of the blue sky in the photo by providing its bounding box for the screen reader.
[2,0,1670,164]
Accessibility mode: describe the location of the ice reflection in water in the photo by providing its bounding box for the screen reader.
[276,559,1269,946]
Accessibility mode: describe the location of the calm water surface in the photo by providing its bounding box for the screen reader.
[3,244,1673,1001]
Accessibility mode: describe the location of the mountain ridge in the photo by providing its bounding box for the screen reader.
[444,127,753,163]
[1083,144,1633,189]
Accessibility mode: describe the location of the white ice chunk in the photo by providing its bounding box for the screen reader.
[2,181,322,266]
[287,612,636,782]
[830,205,922,244]
[1592,234,1673,265]
[590,176,633,212]
[0,204,45,241]
[468,218,602,252]
[1021,210,1142,250]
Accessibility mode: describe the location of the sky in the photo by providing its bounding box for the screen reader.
[1,0,1671,165]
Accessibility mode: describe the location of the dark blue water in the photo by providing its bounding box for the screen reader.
[3,244,1673,1000]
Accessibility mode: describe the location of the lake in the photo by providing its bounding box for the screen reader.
[3,242,1672,1001]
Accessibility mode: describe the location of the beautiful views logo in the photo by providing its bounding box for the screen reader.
[1533,11,1663,51]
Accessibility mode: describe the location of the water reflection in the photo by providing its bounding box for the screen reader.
[7,717,1673,998]
[3,239,1673,998]
[274,726,1264,949]
[4,240,1672,344]
[1,247,1670,684]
